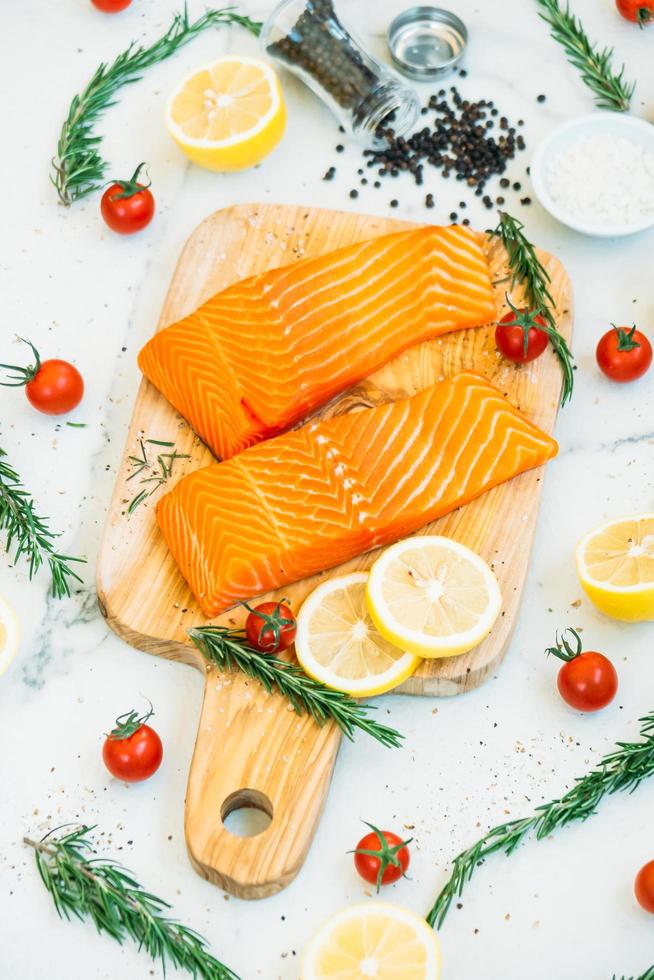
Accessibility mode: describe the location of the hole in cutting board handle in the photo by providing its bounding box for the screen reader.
[221,789,273,838]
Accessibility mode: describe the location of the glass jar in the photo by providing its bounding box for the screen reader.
[261,0,420,144]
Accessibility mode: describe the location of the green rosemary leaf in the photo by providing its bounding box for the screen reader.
[189,626,404,749]
[490,211,574,405]
[25,826,239,979]
[426,711,654,929]
[65,421,88,428]
[52,5,262,205]
[125,440,190,515]
[535,0,634,111]
[0,447,85,598]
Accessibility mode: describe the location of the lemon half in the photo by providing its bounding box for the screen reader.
[366,536,502,659]
[576,514,654,621]
[294,572,420,697]
[165,56,286,171]
[301,901,441,980]
[0,595,19,677]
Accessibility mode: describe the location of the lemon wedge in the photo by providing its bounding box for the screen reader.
[301,901,441,980]
[366,536,502,659]
[576,514,654,621]
[165,56,286,171]
[0,594,19,677]
[294,572,420,697]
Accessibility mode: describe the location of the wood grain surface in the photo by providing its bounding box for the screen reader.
[96,203,573,898]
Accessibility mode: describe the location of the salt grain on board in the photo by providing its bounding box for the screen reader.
[545,134,654,227]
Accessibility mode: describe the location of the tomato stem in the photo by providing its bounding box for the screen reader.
[612,323,641,352]
[545,627,583,663]
[351,821,413,892]
[108,698,154,740]
[501,293,549,358]
[0,337,41,387]
[240,599,295,653]
[107,162,151,201]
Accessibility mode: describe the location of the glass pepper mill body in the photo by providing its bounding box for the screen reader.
[261,0,420,143]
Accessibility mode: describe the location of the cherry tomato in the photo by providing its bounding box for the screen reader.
[616,0,654,25]
[546,628,618,713]
[0,338,84,416]
[244,600,296,653]
[495,299,550,364]
[352,822,411,891]
[102,704,163,782]
[635,860,654,913]
[91,0,133,12]
[101,163,155,235]
[596,324,652,383]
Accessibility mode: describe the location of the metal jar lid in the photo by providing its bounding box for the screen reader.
[387,7,468,80]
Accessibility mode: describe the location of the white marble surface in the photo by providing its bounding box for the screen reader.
[2,1,654,978]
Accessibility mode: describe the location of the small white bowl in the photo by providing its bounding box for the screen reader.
[530,113,654,237]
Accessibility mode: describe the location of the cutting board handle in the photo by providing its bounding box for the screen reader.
[184,667,341,899]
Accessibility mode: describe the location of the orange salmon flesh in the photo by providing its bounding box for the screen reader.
[157,372,558,617]
[138,224,496,460]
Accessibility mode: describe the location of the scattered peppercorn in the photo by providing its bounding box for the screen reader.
[459,68,467,77]
[361,178,368,185]
[322,166,336,181]
[449,211,458,221]
[496,196,505,205]
[425,193,435,208]
[336,144,345,152]
[537,94,546,103]
[373,180,381,188]
[512,182,521,191]
[500,177,510,188]
[390,199,399,208]
[520,196,532,205]
[349,189,359,199]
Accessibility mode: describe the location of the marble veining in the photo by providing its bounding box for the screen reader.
[1,1,654,978]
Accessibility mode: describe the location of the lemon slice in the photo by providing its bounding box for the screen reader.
[301,901,441,980]
[294,572,420,696]
[576,514,654,621]
[366,536,502,659]
[0,594,19,677]
[165,56,286,171]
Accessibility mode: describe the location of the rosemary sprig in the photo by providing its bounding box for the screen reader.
[126,438,189,515]
[491,211,574,405]
[189,626,404,749]
[52,5,262,205]
[0,447,85,598]
[535,0,634,112]
[426,710,654,929]
[25,826,239,980]
[613,970,654,980]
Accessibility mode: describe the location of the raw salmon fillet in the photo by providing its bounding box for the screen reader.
[157,372,558,617]
[138,224,495,460]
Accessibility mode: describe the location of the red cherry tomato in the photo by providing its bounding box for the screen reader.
[353,823,411,891]
[91,0,133,12]
[0,338,84,416]
[546,629,618,713]
[635,860,654,913]
[596,324,652,383]
[102,704,163,782]
[244,600,296,653]
[101,163,155,235]
[495,300,550,364]
[616,0,654,25]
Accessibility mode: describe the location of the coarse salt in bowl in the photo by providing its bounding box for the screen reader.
[530,113,654,237]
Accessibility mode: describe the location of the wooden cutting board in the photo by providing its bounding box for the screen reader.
[97,203,573,899]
